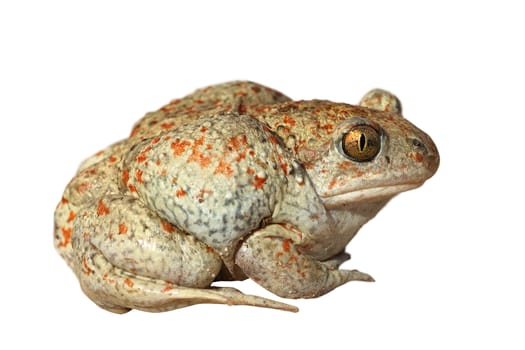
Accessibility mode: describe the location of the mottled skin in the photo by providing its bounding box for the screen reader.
[54,81,439,313]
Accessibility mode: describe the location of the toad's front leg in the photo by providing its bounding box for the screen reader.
[235,224,374,299]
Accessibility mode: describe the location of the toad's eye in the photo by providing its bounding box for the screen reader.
[342,125,381,162]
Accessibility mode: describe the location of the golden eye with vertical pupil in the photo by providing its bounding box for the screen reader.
[342,125,381,162]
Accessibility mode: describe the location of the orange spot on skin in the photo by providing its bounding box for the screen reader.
[124,278,134,288]
[327,178,338,190]
[238,105,248,114]
[76,182,89,193]
[205,246,215,254]
[128,184,137,192]
[161,220,175,233]
[83,257,92,276]
[135,169,144,184]
[280,162,288,175]
[109,156,118,163]
[282,239,291,253]
[161,282,174,294]
[176,189,187,198]
[274,122,290,133]
[283,114,296,127]
[118,223,128,234]
[235,153,246,162]
[161,122,175,130]
[58,227,72,248]
[171,139,191,157]
[196,188,213,202]
[336,161,356,172]
[277,154,289,175]
[188,136,212,168]
[95,150,105,157]
[320,124,334,132]
[130,125,140,137]
[97,200,110,216]
[200,126,208,133]
[214,159,234,177]
[152,137,161,144]
[252,175,266,190]
[246,167,255,175]
[66,210,76,223]
[227,135,248,151]
[61,197,69,205]
[122,168,129,184]
[136,146,152,163]
[268,135,278,145]
[102,274,115,284]
[288,255,298,264]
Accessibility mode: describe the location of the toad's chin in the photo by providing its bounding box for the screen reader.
[320,183,422,208]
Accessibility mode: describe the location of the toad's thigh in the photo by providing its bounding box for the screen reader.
[73,195,222,288]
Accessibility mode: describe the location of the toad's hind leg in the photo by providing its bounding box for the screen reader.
[72,195,296,313]
[78,246,298,313]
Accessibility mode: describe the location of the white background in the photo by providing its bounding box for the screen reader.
[1,1,523,349]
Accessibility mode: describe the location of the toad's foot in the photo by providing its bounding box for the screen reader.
[203,286,299,312]
[236,225,374,299]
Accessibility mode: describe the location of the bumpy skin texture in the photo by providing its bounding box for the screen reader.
[54,81,439,313]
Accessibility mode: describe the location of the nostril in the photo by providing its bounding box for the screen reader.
[411,138,426,152]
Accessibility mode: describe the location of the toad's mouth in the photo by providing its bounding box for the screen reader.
[320,182,423,208]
